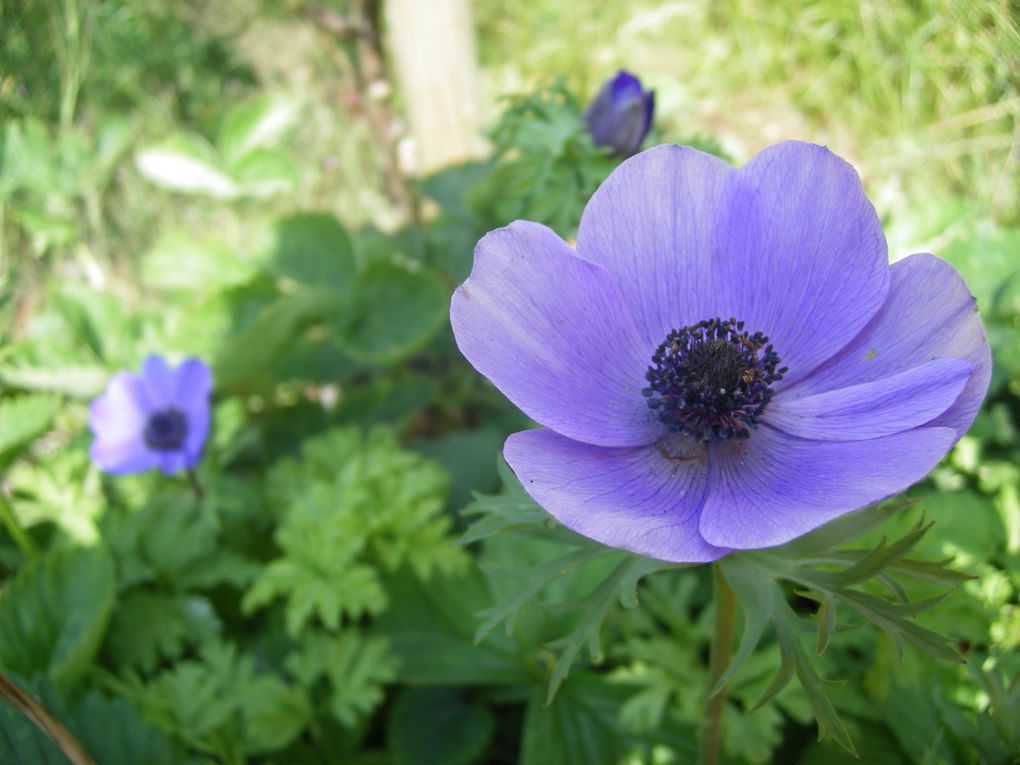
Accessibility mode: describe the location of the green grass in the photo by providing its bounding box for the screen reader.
[475,0,1020,221]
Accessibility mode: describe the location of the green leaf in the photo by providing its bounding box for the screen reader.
[519,674,696,765]
[337,260,447,364]
[0,393,61,470]
[388,688,493,765]
[545,556,669,702]
[230,147,297,197]
[142,233,257,292]
[214,287,338,389]
[459,492,549,545]
[474,545,614,644]
[218,94,300,165]
[45,686,197,765]
[134,134,238,198]
[117,640,311,758]
[375,567,531,687]
[0,363,107,398]
[0,545,115,686]
[249,427,463,636]
[285,630,397,728]
[0,696,68,765]
[105,591,221,672]
[263,213,357,292]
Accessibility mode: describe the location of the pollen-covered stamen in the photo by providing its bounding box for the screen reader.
[643,317,787,443]
[144,408,188,451]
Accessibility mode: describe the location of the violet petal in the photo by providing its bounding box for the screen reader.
[699,426,957,549]
[576,145,734,347]
[451,221,664,447]
[711,141,890,388]
[504,428,728,563]
[766,358,972,440]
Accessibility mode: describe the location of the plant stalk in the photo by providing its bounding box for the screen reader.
[0,674,95,764]
[698,562,736,765]
[0,494,37,558]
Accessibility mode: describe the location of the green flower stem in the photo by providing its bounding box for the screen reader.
[0,494,37,559]
[698,562,736,765]
[186,469,204,501]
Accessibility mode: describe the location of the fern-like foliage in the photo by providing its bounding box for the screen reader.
[244,426,466,637]
[113,640,311,760]
[284,628,398,727]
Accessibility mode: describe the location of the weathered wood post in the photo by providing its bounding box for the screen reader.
[384,0,485,174]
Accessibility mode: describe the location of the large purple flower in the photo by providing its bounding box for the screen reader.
[451,141,990,562]
[584,70,655,157]
[89,355,212,475]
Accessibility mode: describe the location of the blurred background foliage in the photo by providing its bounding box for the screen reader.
[0,1,1019,764]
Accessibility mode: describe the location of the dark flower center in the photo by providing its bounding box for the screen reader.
[643,318,786,443]
[144,408,188,451]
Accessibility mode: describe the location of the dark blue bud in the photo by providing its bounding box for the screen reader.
[584,70,655,157]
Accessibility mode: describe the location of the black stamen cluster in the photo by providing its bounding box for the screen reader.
[144,408,188,451]
[643,317,787,443]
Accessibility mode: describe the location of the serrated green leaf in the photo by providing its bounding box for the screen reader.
[39,685,198,765]
[117,640,310,758]
[388,688,493,765]
[545,556,667,702]
[713,555,779,696]
[214,287,338,388]
[835,590,961,662]
[0,393,61,470]
[105,591,221,672]
[374,567,530,687]
[250,426,462,636]
[285,630,397,728]
[0,688,73,765]
[782,499,915,557]
[262,213,356,292]
[772,605,857,756]
[0,545,115,686]
[520,673,697,765]
[474,546,613,644]
[459,492,550,545]
[337,260,447,364]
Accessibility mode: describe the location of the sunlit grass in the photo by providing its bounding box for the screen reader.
[476,0,1020,221]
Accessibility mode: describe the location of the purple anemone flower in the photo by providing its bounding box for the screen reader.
[584,70,655,157]
[89,355,212,475]
[450,141,990,563]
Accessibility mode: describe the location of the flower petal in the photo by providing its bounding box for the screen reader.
[787,253,990,440]
[504,429,728,563]
[140,355,178,408]
[575,144,735,347]
[766,358,972,440]
[89,372,149,442]
[173,358,213,460]
[88,372,158,474]
[90,436,159,474]
[451,221,663,447]
[156,451,192,476]
[699,426,956,549]
[711,141,890,387]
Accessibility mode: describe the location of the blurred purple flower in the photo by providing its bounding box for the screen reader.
[89,355,212,475]
[584,70,655,157]
[451,141,990,562]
